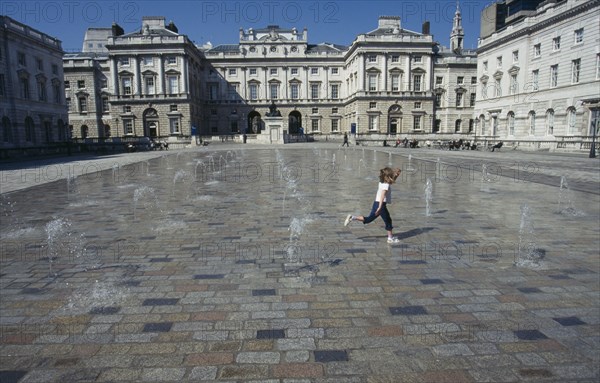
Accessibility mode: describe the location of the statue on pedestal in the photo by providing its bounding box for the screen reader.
[266,101,281,117]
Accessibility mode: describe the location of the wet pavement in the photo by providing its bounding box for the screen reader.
[1,143,599,382]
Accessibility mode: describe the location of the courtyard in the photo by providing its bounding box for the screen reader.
[0,143,598,382]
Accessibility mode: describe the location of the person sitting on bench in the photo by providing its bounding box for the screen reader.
[491,141,503,152]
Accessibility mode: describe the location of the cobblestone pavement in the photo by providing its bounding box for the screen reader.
[1,144,599,382]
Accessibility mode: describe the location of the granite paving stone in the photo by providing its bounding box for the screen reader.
[1,144,598,382]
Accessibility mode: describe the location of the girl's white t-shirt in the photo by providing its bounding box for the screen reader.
[375,182,391,203]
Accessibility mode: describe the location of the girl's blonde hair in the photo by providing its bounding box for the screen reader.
[379,167,398,184]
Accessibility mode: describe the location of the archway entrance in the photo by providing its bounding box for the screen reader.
[288,111,302,134]
[388,105,402,134]
[143,108,159,137]
[247,111,262,134]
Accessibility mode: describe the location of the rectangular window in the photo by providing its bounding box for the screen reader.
[311,119,319,132]
[120,57,130,66]
[597,54,600,80]
[168,76,179,95]
[456,93,463,107]
[230,121,238,133]
[270,83,278,99]
[249,84,258,100]
[532,70,539,90]
[550,65,558,87]
[483,61,488,71]
[391,74,400,91]
[571,59,580,83]
[414,102,421,109]
[228,83,238,100]
[457,76,464,85]
[124,119,133,135]
[368,75,377,91]
[331,67,339,75]
[102,97,109,113]
[290,68,298,75]
[331,119,339,132]
[77,80,85,88]
[145,77,155,95]
[413,75,421,91]
[311,83,319,99]
[311,107,318,114]
[470,93,476,107]
[169,118,180,134]
[553,36,561,51]
[369,115,378,130]
[435,93,442,107]
[413,116,421,130]
[37,81,46,101]
[66,97,71,110]
[332,107,338,114]
[78,97,87,112]
[270,68,277,75]
[495,78,501,97]
[512,50,519,63]
[20,78,29,99]
[369,102,377,109]
[510,74,518,95]
[18,52,26,66]
[368,55,377,62]
[36,59,43,71]
[496,56,502,68]
[53,82,60,103]
[413,56,422,63]
[143,56,153,66]
[167,56,177,65]
[290,83,299,99]
[170,104,178,111]
[574,28,584,44]
[435,76,443,85]
[534,44,541,57]
[471,76,477,84]
[330,84,339,99]
[229,68,237,76]
[249,68,257,75]
[311,67,319,75]
[122,78,132,95]
[391,55,399,63]
[100,77,108,89]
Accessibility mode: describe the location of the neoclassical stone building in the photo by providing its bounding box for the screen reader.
[64,16,204,141]
[474,0,600,142]
[66,14,474,140]
[0,16,68,150]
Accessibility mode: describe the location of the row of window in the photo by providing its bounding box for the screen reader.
[478,108,578,136]
[435,92,476,108]
[118,56,178,66]
[482,28,585,71]
[1,116,67,143]
[436,76,477,86]
[16,51,60,75]
[484,55,598,98]
[9,75,62,103]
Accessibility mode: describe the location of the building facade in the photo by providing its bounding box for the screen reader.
[0,16,68,150]
[474,0,600,141]
[433,4,478,134]
[203,16,437,137]
[65,17,204,141]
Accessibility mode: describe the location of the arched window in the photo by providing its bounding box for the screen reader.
[507,112,515,136]
[567,107,576,134]
[545,109,554,136]
[528,111,536,136]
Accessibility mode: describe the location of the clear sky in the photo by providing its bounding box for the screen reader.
[2,0,489,52]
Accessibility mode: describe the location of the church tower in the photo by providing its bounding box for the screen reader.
[450,0,464,54]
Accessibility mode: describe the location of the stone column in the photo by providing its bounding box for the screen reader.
[111,57,119,96]
[158,54,165,96]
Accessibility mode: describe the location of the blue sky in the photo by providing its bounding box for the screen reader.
[3,0,489,51]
